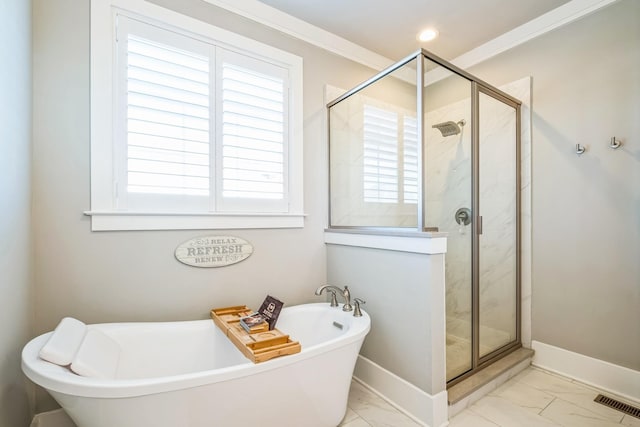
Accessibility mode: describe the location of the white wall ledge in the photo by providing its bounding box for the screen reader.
[324,229,447,254]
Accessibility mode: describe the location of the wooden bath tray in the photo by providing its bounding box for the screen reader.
[210,306,301,363]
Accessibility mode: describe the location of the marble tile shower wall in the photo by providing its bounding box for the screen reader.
[478,93,519,350]
[434,78,532,356]
[508,77,533,349]
[424,98,473,346]
[426,94,519,351]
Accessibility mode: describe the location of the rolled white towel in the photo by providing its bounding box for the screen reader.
[39,317,87,366]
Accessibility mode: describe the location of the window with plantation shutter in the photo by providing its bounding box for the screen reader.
[218,50,288,212]
[363,104,419,205]
[403,116,419,204]
[115,18,214,213]
[125,33,211,200]
[363,105,399,203]
[88,2,303,230]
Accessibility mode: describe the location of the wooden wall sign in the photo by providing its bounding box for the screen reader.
[175,235,253,268]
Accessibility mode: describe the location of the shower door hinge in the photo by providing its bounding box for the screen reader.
[477,215,483,235]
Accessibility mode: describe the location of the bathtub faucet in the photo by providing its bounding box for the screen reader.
[315,285,353,312]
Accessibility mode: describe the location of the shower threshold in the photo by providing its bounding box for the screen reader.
[447,347,534,406]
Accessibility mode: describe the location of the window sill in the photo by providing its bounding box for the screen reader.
[84,211,306,231]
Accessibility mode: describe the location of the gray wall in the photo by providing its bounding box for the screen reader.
[469,0,640,370]
[31,0,375,413]
[327,244,446,395]
[0,0,33,426]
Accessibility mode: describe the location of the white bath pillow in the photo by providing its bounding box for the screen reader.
[71,329,121,379]
[39,317,87,366]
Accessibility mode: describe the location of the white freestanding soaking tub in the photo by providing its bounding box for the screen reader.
[22,303,370,427]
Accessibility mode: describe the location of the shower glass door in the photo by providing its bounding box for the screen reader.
[476,87,520,361]
[446,82,521,385]
[422,60,473,382]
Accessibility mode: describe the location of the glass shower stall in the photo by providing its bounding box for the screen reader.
[327,49,521,385]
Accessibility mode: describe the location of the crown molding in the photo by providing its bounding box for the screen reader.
[450,0,619,69]
[203,0,619,76]
[201,0,395,72]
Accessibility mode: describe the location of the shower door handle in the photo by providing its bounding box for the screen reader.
[476,215,483,235]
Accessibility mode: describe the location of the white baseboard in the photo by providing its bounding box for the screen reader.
[532,341,640,402]
[353,355,449,427]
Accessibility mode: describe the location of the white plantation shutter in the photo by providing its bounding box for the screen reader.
[363,104,399,203]
[91,5,303,230]
[112,16,296,216]
[403,116,419,204]
[125,34,211,198]
[218,51,288,211]
[362,104,418,205]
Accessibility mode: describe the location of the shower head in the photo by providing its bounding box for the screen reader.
[432,119,466,137]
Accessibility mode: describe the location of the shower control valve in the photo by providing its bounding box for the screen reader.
[455,208,471,226]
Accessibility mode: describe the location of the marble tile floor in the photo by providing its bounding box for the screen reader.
[340,366,640,427]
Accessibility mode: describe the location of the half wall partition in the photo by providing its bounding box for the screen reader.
[327,49,521,385]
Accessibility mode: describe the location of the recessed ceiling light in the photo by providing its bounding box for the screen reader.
[418,28,439,42]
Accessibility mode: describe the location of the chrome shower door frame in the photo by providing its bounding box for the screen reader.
[460,83,522,387]
[326,48,523,387]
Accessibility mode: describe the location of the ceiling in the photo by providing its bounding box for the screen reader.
[255,0,573,61]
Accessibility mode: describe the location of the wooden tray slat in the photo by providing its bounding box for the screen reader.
[247,334,290,350]
[210,306,301,363]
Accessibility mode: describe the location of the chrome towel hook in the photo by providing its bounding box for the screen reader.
[609,137,622,149]
[576,144,586,155]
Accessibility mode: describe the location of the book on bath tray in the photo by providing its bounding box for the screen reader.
[239,312,269,333]
[239,295,284,333]
[257,295,283,331]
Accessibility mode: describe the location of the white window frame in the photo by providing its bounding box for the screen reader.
[87,0,304,231]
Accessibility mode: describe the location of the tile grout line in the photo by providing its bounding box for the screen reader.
[546,395,626,425]
[528,395,565,427]
[538,396,556,415]
[570,378,640,407]
[526,369,630,424]
[466,406,503,427]
[346,401,381,427]
[349,380,424,426]
[343,405,372,427]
